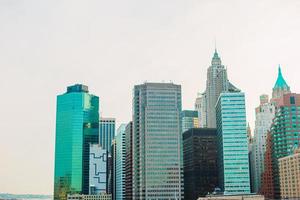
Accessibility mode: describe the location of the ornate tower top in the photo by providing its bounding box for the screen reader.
[273,65,290,90]
[211,49,221,66]
[272,65,291,100]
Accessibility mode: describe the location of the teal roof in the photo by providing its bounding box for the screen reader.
[213,49,219,59]
[274,65,289,89]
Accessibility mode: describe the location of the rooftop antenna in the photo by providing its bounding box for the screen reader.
[214,36,217,52]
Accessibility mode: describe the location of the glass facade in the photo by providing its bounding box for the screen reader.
[99,118,115,154]
[270,93,300,199]
[183,128,218,199]
[133,83,184,200]
[54,84,99,200]
[115,124,126,200]
[216,92,250,195]
[181,110,199,133]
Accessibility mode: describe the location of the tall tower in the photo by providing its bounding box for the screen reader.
[133,82,183,200]
[216,92,251,195]
[115,124,127,200]
[252,66,290,193]
[206,49,228,128]
[54,84,99,200]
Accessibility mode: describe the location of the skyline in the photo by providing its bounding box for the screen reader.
[1,0,300,195]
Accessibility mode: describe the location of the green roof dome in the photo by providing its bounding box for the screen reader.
[274,65,289,89]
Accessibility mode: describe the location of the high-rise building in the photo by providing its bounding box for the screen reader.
[115,124,126,200]
[181,110,199,133]
[251,66,290,194]
[260,131,275,199]
[195,93,207,128]
[111,140,116,200]
[279,148,300,199]
[99,118,116,154]
[270,93,300,199]
[133,82,184,200]
[251,95,275,193]
[183,128,218,199]
[199,49,239,128]
[99,118,116,196]
[125,122,133,200]
[54,84,99,200]
[216,92,251,195]
[89,144,107,195]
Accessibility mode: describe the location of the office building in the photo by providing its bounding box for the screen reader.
[54,84,99,200]
[133,82,184,200]
[183,128,218,199]
[195,93,207,128]
[115,124,126,200]
[216,92,251,195]
[99,118,115,154]
[270,93,300,199]
[251,95,275,193]
[67,194,111,200]
[181,110,199,133]
[279,148,300,199]
[198,194,264,200]
[89,144,107,195]
[260,131,275,199]
[125,122,133,200]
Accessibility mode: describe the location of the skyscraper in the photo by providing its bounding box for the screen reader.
[252,66,290,194]
[183,128,218,199]
[251,95,275,193]
[125,122,133,200]
[133,82,184,200]
[200,49,238,128]
[270,93,300,199]
[216,92,251,195]
[99,118,116,196]
[99,118,116,154]
[181,110,199,133]
[115,124,126,200]
[195,93,207,128]
[89,144,107,195]
[54,84,99,200]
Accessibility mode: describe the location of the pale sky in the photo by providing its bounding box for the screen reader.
[1,0,300,195]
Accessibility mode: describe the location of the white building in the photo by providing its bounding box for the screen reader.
[251,95,275,192]
[89,144,107,195]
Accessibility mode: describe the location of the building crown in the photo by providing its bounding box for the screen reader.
[273,65,289,90]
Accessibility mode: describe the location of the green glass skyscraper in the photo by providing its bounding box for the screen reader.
[54,84,99,200]
[216,92,251,195]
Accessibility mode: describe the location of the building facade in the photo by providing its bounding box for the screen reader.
[99,118,115,154]
[54,84,99,200]
[271,93,300,199]
[67,194,112,200]
[89,144,107,195]
[260,131,275,199]
[199,49,239,128]
[133,82,184,200]
[181,110,199,133]
[216,92,251,195]
[195,93,207,128]
[279,148,300,199]
[251,95,275,193]
[125,122,133,200]
[183,128,218,200]
[115,124,126,200]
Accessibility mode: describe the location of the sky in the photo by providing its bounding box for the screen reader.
[1,0,300,195]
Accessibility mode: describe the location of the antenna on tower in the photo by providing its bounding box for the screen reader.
[214,36,217,52]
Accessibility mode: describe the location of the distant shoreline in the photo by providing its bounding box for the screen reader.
[0,193,52,200]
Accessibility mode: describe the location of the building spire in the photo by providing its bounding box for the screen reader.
[273,65,289,89]
[272,64,291,100]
